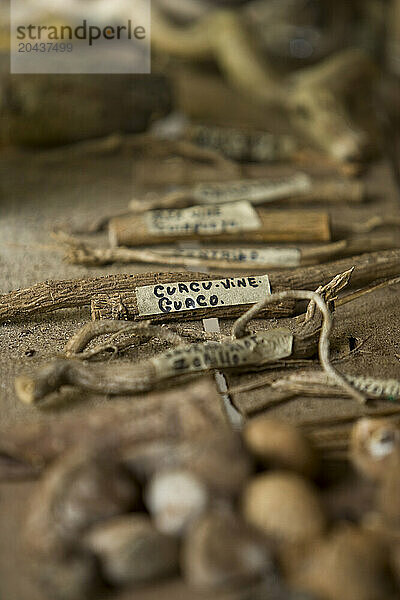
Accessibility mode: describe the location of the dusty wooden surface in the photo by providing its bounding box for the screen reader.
[1,147,400,599]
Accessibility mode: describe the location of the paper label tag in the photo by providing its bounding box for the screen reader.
[165,246,301,267]
[193,174,312,205]
[136,274,271,317]
[189,125,296,161]
[151,329,293,378]
[145,201,261,236]
[346,375,400,400]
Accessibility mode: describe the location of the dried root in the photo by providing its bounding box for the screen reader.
[56,229,400,273]
[150,6,377,162]
[2,249,400,324]
[14,272,352,405]
[64,320,186,360]
[231,370,400,415]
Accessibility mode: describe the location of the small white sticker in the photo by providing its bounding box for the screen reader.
[164,246,301,267]
[151,329,293,379]
[136,274,271,317]
[193,174,312,205]
[145,201,261,236]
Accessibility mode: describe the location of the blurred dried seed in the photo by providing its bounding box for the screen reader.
[182,509,275,591]
[84,514,179,587]
[243,417,318,477]
[242,472,326,543]
[145,469,209,536]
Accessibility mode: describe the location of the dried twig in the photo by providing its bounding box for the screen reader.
[108,206,331,247]
[108,202,400,248]
[150,7,377,161]
[91,249,400,322]
[64,320,221,361]
[128,174,365,213]
[64,321,186,360]
[232,271,364,404]
[230,370,400,415]
[56,231,400,271]
[2,249,400,324]
[15,273,353,405]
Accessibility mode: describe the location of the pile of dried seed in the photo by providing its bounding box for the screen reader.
[17,411,400,600]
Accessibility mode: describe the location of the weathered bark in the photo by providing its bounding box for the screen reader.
[1,250,399,324]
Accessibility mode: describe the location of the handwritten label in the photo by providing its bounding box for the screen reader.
[346,375,400,401]
[192,174,312,205]
[189,125,296,162]
[162,246,301,267]
[145,201,261,236]
[135,275,271,317]
[151,329,293,379]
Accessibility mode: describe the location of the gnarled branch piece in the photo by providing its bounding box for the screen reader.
[2,249,400,324]
[231,279,364,404]
[64,320,214,361]
[233,370,400,415]
[14,272,356,405]
[150,7,377,161]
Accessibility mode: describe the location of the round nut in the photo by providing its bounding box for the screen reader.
[84,514,179,587]
[124,432,253,498]
[145,469,209,536]
[24,446,139,556]
[290,524,396,600]
[243,417,317,477]
[243,472,326,543]
[182,509,275,591]
[378,450,400,528]
[350,417,400,481]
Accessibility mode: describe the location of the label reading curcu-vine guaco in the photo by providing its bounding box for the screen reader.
[135,275,271,317]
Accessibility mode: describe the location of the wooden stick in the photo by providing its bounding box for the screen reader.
[109,208,331,246]
[64,321,221,361]
[300,234,400,265]
[232,371,400,416]
[92,249,400,321]
[64,320,187,360]
[128,175,365,213]
[270,248,400,292]
[1,249,399,324]
[56,232,400,271]
[0,271,294,324]
[16,283,343,405]
[336,276,400,308]
[150,6,376,162]
[183,124,299,163]
[109,200,399,248]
